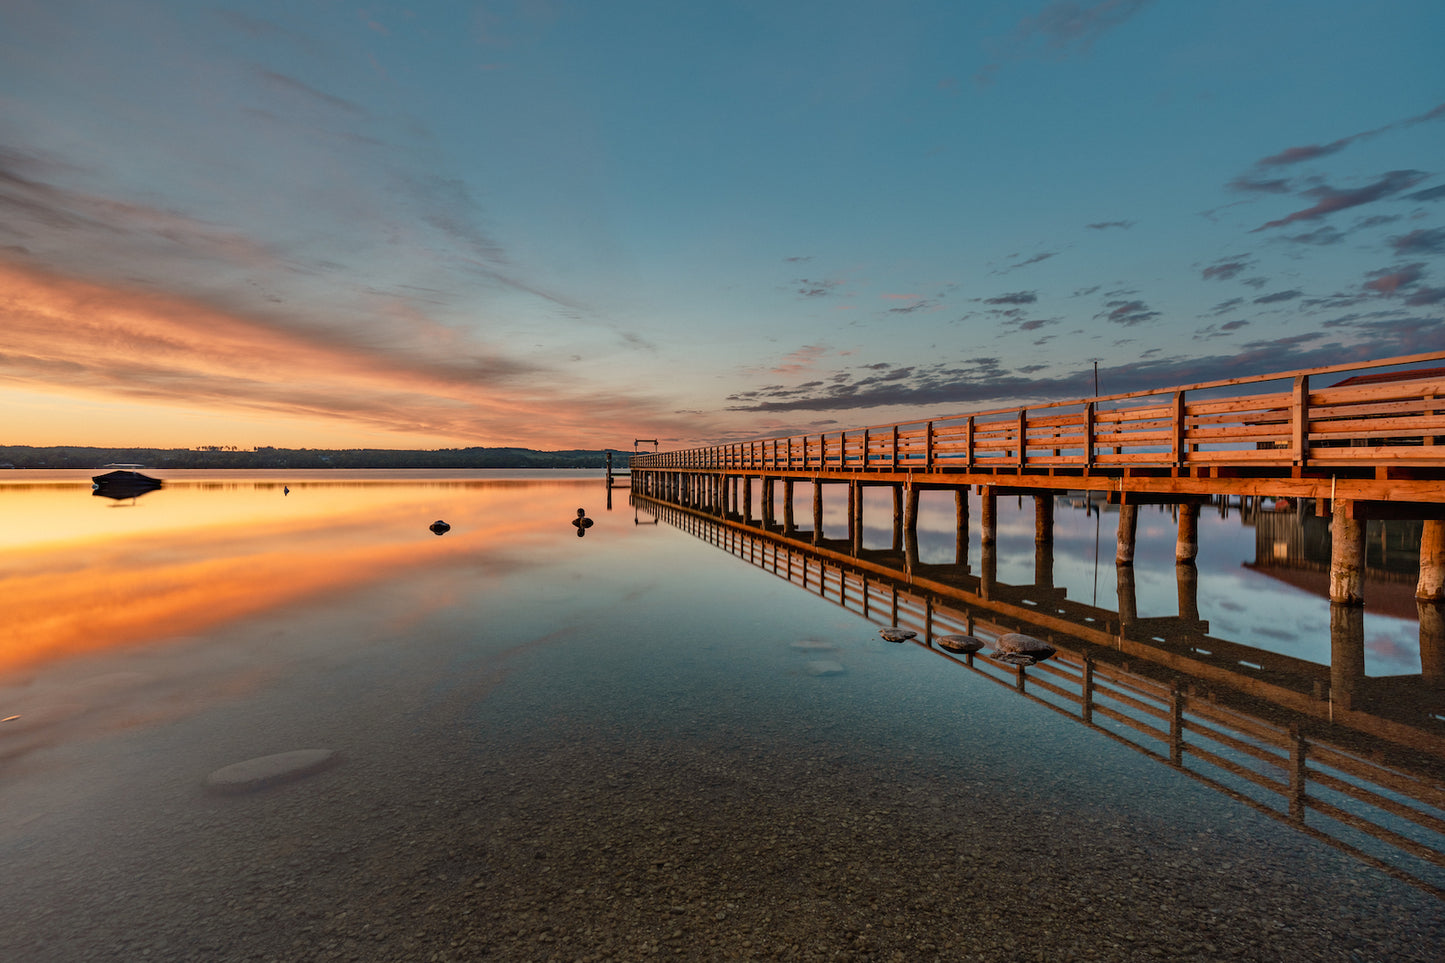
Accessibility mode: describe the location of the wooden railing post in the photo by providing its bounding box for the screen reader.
[1084,402,1095,470]
[1017,408,1027,467]
[1293,374,1309,467]
[891,425,900,471]
[862,428,870,471]
[925,421,934,471]
[965,416,974,469]
[1171,390,1186,468]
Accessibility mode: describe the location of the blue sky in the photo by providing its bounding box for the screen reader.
[1,0,1442,449]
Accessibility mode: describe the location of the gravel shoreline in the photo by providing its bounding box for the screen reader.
[5,720,1441,962]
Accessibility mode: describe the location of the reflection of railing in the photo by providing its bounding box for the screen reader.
[634,352,1445,474]
[639,495,1445,899]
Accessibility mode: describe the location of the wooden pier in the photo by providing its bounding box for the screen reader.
[631,352,1445,607]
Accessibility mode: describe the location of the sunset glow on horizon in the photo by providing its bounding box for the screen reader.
[2,2,1441,450]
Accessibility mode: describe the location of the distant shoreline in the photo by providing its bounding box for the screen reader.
[0,445,630,471]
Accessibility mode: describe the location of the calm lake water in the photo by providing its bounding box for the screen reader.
[2,469,1441,961]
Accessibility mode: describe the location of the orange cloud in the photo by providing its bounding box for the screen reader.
[0,259,709,448]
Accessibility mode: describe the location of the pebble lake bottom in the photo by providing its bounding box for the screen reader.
[1,471,1441,961]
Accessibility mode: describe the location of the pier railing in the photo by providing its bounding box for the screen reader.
[634,351,1445,474]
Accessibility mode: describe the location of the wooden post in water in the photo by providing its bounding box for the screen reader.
[1117,564,1137,632]
[1329,499,1366,605]
[843,480,855,555]
[980,539,997,601]
[905,483,920,538]
[891,485,904,552]
[1116,504,1139,565]
[1034,540,1054,592]
[1177,562,1200,623]
[955,489,969,566]
[1420,602,1445,689]
[1035,494,1053,544]
[1176,501,1200,563]
[1418,519,1445,601]
[1330,603,1365,710]
[783,479,795,534]
[812,481,823,545]
[980,487,997,547]
[762,476,774,528]
[742,475,752,524]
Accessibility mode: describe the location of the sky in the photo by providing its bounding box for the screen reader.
[2,0,1443,452]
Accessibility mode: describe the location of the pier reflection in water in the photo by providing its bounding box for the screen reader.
[635,491,1445,898]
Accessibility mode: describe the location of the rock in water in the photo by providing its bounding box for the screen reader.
[879,627,916,643]
[204,749,337,795]
[429,520,451,535]
[805,660,846,677]
[989,632,1056,666]
[936,634,984,655]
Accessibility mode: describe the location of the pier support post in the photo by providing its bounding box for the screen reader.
[1117,564,1137,632]
[812,481,823,545]
[1034,540,1055,592]
[762,477,774,528]
[1329,499,1366,606]
[1176,501,1200,564]
[1177,563,1200,623]
[889,485,902,552]
[783,479,796,534]
[1035,494,1053,544]
[981,488,997,546]
[847,482,857,541]
[980,540,997,601]
[955,489,970,567]
[1418,520,1445,602]
[742,475,752,524]
[1421,602,1445,689]
[1116,504,1139,565]
[1329,603,1366,710]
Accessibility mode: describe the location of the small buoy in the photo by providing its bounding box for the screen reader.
[429,520,451,535]
[880,627,916,643]
[571,508,593,529]
[936,634,984,655]
[283,486,289,496]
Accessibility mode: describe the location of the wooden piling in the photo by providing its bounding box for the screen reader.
[1329,499,1366,605]
[1420,601,1445,689]
[1117,564,1137,630]
[981,488,997,546]
[812,481,823,545]
[1329,603,1365,710]
[1035,494,1053,544]
[955,489,970,568]
[1115,504,1139,565]
[1176,501,1200,564]
[1177,562,1200,623]
[1418,519,1445,601]
[783,479,795,534]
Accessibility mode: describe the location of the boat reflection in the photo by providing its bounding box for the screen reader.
[634,493,1445,899]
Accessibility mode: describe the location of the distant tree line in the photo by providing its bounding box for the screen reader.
[0,446,631,470]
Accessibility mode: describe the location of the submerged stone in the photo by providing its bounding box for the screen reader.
[204,749,338,795]
[429,520,451,535]
[989,632,1057,666]
[879,627,916,643]
[805,660,846,677]
[936,634,984,655]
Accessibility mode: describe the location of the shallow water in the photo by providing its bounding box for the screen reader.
[1,470,1441,961]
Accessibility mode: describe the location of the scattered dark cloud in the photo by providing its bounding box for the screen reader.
[1228,175,1292,194]
[1206,297,1243,316]
[1085,220,1134,230]
[1281,225,1344,246]
[1253,170,1429,231]
[257,70,366,117]
[1201,258,1250,281]
[975,0,1155,85]
[1364,262,1426,296]
[888,299,938,314]
[1098,299,1159,326]
[783,255,813,263]
[1390,227,1445,255]
[983,290,1037,305]
[1253,289,1302,304]
[723,319,1445,413]
[795,278,841,297]
[1246,102,1444,170]
[993,252,1058,275]
[1018,318,1057,331]
[1407,184,1445,203]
